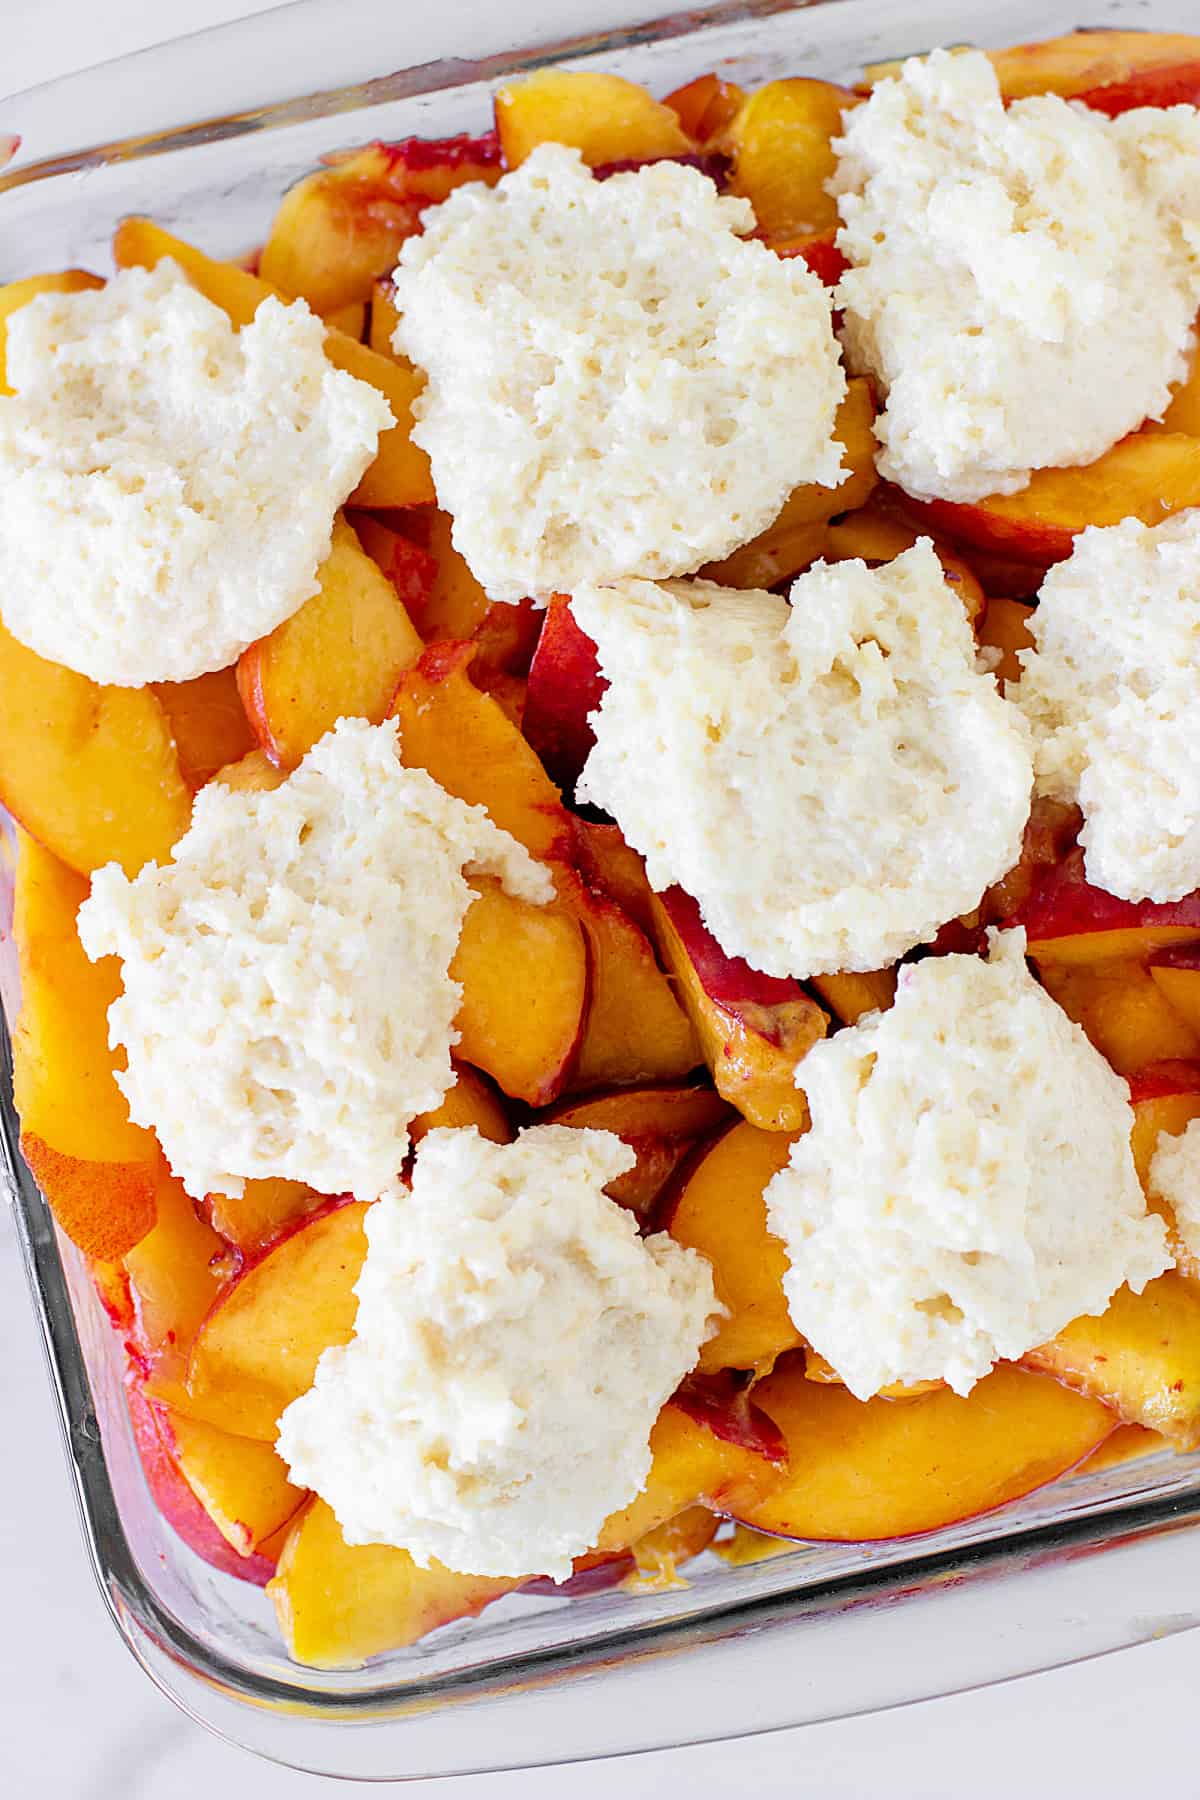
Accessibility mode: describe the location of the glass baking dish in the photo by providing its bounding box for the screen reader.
[6,0,1200,1777]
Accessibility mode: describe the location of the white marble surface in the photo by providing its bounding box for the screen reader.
[6,2,1200,1791]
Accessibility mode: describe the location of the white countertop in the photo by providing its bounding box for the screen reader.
[5,3,1200,1790]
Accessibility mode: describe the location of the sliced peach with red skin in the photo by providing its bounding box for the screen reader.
[523,595,606,790]
[127,1380,278,1586]
[650,887,826,1133]
[592,1378,786,1556]
[1024,1272,1200,1446]
[0,617,191,880]
[544,1082,732,1220]
[662,73,746,146]
[12,833,158,1259]
[722,78,858,243]
[112,218,434,508]
[862,31,1200,100]
[389,639,578,867]
[260,135,500,315]
[151,666,255,792]
[567,884,700,1092]
[452,878,588,1106]
[739,1354,1114,1541]
[0,270,103,391]
[701,376,878,589]
[153,1400,307,1556]
[495,69,691,169]
[237,516,423,769]
[662,1120,802,1374]
[347,511,440,626]
[771,231,848,288]
[910,432,1200,565]
[401,510,492,640]
[1077,60,1200,114]
[186,1199,368,1442]
[1009,850,1200,966]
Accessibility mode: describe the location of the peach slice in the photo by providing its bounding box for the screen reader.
[368,277,402,360]
[495,69,691,169]
[268,1496,518,1667]
[269,1381,783,1666]
[701,377,878,589]
[523,595,606,790]
[662,73,747,146]
[152,666,255,792]
[125,1163,229,1409]
[12,833,159,1258]
[127,1380,278,1586]
[389,640,578,867]
[976,596,1036,687]
[624,1505,718,1589]
[662,1121,802,1374]
[0,618,191,880]
[1024,1273,1200,1446]
[260,135,500,314]
[1148,947,1200,1037]
[772,230,848,289]
[409,1062,513,1147]
[211,748,287,794]
[237,516,423,769]
[398,510,492,641]
[1010,850,1200,966]
[543,1082,732,1219]
[808,967,896,1026]
[650,888,826,1132]
[452,878,588,1106]
[568,886,701,1092]
[802,1352,943,1403]
[988,31,1200,100]
[1077,60,1200,114]
[112,218,434,508]
[574,819,656,939]
[911,432,1200,564]
[186,1200,368,1441]
[739,1355,1114,1540]
[203,1179,327,1262]
[861,31,1200,100]
[723,78,857,243]
[1127,1062,1200,1281]
[1078,1422,1171,1474]
[349,511,441,628]
[0,270,103,391]
[824,495,985,623]
[154,1401,306,1556]
[1038,956,1200,1076]
[593,1378,787,1554]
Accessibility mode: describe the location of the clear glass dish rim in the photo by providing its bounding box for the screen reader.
[3,0,1200,1742]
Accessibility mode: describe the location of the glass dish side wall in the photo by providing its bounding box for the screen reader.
[5,0,1200,1779]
